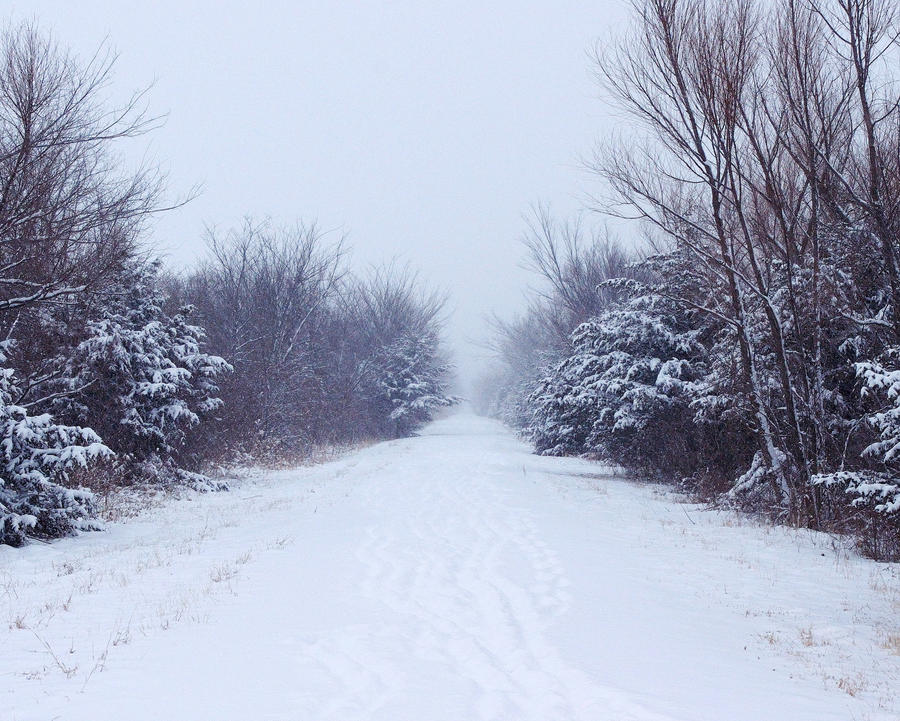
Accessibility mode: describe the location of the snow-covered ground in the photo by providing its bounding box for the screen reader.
[1,412,899,720]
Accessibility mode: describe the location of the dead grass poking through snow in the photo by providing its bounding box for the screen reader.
[879,630,900,656]
[799,627,815,647]
[209,563,238,584]
[834,673,868,697]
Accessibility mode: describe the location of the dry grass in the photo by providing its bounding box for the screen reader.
[879,630,900,656]
[209,563,237,584]
[30,629,77,679]
[835,674,868,697]
[9,614,26,630]
[269,535,294,550]
[799,626,815,647]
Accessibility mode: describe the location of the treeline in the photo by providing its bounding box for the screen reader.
[479,0,900,560]
[0,25,455,546]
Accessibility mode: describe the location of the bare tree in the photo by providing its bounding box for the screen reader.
[593,0,809,512]
[521,205,635,344]
[479,208,637,429]
[185,219,346,455]
[331,263,453,439]
[0,23,165,319]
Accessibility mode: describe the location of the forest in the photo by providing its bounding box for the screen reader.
[4,2,900,718]
[478,0,900,560]
[0,24,456,546]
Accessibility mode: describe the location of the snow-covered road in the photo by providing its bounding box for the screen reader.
[2,412,899,720]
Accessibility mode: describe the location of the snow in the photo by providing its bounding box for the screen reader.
[1,411,899,720]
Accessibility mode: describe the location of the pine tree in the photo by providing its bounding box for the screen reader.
[372,330,457,437]
[0,341,110,546]
[529,288,706,477]
[814,353,900,520]
[58,263,231,482]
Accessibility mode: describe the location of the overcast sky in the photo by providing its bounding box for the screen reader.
[11,0,631,389]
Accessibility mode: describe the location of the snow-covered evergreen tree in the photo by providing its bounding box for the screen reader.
[371,330,457,437]
[812,352,900,526]
[57,263,231,480]
[0,341,109,546]
[529,290,706,477]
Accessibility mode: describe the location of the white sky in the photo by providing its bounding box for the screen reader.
[11,1,631,389]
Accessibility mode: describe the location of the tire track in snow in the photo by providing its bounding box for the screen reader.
[297,438,681,721]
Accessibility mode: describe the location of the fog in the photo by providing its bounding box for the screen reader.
[11,0,630,391]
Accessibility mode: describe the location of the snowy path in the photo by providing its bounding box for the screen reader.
[2,412,899,720]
